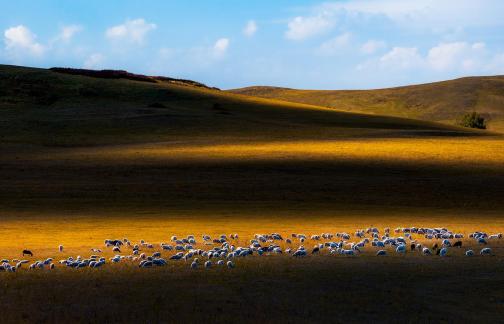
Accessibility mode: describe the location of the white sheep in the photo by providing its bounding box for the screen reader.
[480,247,492,255]
[396,244,406,254]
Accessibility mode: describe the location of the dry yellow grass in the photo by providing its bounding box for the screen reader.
[1,213,504,323]
[2,65,504,322]
[229,76,504,132]
[1,209,504,259]
[41,137,504,167]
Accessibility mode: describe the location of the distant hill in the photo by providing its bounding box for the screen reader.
[229,76,504,132]
[0,65,480,147]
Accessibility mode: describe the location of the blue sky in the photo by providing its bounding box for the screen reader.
[1,0,504,89]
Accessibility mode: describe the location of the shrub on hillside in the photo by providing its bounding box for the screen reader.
[458,112,487,129]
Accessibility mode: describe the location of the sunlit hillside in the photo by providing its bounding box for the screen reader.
[2,64,499,216]
[0,65,480,147]
[1,64,504,323]
[229,76,504,132]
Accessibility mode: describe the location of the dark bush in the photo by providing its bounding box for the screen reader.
[458,112,487,129]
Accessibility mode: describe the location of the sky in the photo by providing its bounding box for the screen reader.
[1,0,504,90]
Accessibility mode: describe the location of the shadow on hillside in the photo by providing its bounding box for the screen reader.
[2,157,503,216]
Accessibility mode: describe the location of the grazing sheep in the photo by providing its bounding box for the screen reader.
[5,226,499,275]
[152,258,167,266]
[478,238,488,245]
[170,253,184,260]
[139,260,153,268]
[293,249,307,257]
[374,241,385,247]
[422,248,432,255]
[396,245,406,254]
[480,248,492,255]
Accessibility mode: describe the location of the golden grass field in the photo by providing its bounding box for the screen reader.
[1,65,504,322]
[230,75,504,132]
[1,213,504,323]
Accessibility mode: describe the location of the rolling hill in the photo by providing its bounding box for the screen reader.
[1,64,502,217]
[0,64,479,147]
[229,76,504,132]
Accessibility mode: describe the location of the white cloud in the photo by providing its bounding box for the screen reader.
[426,42,488,71]
[358,41,503,76]
[472,42,485,50]
[427,42,469,71]
[4,25,45,56]
[316,32,351,56]
[83,53,105,69]
[57,25,83,42]
[285,12,335,40]
[105,18,156,44]
[361,40,386,55]
[212,38,229,58]
[321,0,504,29]
[243,20,258,37]
[379,47,423,69]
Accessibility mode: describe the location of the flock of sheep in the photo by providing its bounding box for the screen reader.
[0,226,502,273]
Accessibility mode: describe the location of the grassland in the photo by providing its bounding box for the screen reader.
[229,75,504,132]
[1,215,504,323]
[1,65,504,322]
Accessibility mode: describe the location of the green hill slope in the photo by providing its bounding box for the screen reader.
[0,65,478,147]
[229,76,504,132]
